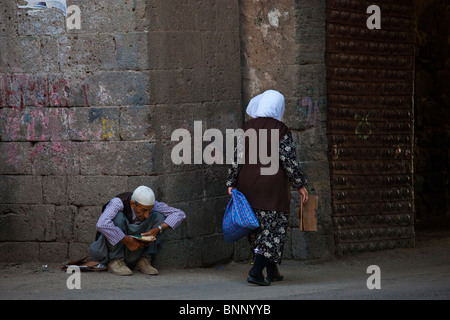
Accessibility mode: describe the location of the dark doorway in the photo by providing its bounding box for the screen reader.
[413,0,450,230]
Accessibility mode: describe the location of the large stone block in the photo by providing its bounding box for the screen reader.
[158,171,205,204]
[291,228,333,261]
[211,66,242,101]
[0,175,43,204]
[232,238,252,262]
[203,100,242,132]
[182,199,215,239]
[116,32,149,70]
[0,204,55,241]
[0,143,32,174]
[74,206,102,243]
[67,175,127,206]
[0,242,40,262]
[203,166,228,198]
[31,142,79,175]
[129,171,204,205]
[151,139,199,175]
[0,36,57,73]
[0,107,71,141]
[0,6,18,37]
[203,194,229,234]
[17,10,65,36]
[127,176,159,195]
[119,106,155,141]
[148,69,212,104]
[46,72,150,108]
[213,31,240,67]
[147,0,217,32]
[291,126,329,162]
[147,31,203,70]
[75,0,147,34]
[83,71,151,106]
[151,104,198,140]
[59,34,117,72]
[69,107,120,141]
[201,234,234,266]
[55,205,77,242]
[283,228,293,260]
[39,36,60,73]
[79,141,154,175]
[39,242,68,263]
[68,242,90,262]
[43,176,68,205]
[153,238,202,269]
[45,73,91,107]
[12,36,41,73]
[215,0,240,32]
[300,160,331,193]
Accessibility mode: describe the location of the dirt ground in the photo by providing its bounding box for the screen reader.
[1,229,449,300]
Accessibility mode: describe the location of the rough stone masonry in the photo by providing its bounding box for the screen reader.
[0,0,332,268]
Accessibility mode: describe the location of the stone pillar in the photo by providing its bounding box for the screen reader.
[239,0,334,261]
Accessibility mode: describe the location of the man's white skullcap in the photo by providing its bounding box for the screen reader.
[132,186,155,206]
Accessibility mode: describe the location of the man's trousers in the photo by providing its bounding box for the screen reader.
[89,211,165,268]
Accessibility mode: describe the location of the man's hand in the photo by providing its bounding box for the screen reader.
[121,235,145,251]
[141,228,160,239]
[298,186,308,204]
[141,222,170,239]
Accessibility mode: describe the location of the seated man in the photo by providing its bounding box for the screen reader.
[89,185,186,276]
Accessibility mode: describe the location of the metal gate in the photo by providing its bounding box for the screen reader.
[326,0,416,254]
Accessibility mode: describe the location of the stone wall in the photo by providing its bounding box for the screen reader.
[0,0,242,268]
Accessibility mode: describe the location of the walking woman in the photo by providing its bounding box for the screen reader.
[226,89,308,286]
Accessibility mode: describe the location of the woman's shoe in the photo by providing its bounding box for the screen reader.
[247,276,270,286]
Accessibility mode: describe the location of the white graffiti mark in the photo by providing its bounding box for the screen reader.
[18,0,67,16]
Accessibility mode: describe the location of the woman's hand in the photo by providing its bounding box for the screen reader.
[228,187,236,196]
[298,187,308,204]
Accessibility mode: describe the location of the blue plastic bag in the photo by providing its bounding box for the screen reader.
[223,189,259,242]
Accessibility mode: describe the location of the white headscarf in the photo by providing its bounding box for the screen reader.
[246,90,285,121]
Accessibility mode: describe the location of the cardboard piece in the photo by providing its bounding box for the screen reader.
[298,195,318,232]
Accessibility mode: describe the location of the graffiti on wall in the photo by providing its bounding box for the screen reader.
[0,74,94,143]
[299,82,326,128]
[0,74,90,108]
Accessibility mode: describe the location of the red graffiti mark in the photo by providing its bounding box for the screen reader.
[2,75,20,108]
[49,78,69,107]
[301,96,320,128]
[82,83,90,107]
[0,74,90,107]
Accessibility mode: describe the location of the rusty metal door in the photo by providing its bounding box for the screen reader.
[326,0,416,254]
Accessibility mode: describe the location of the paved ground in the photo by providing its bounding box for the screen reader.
[1,229,449,301]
